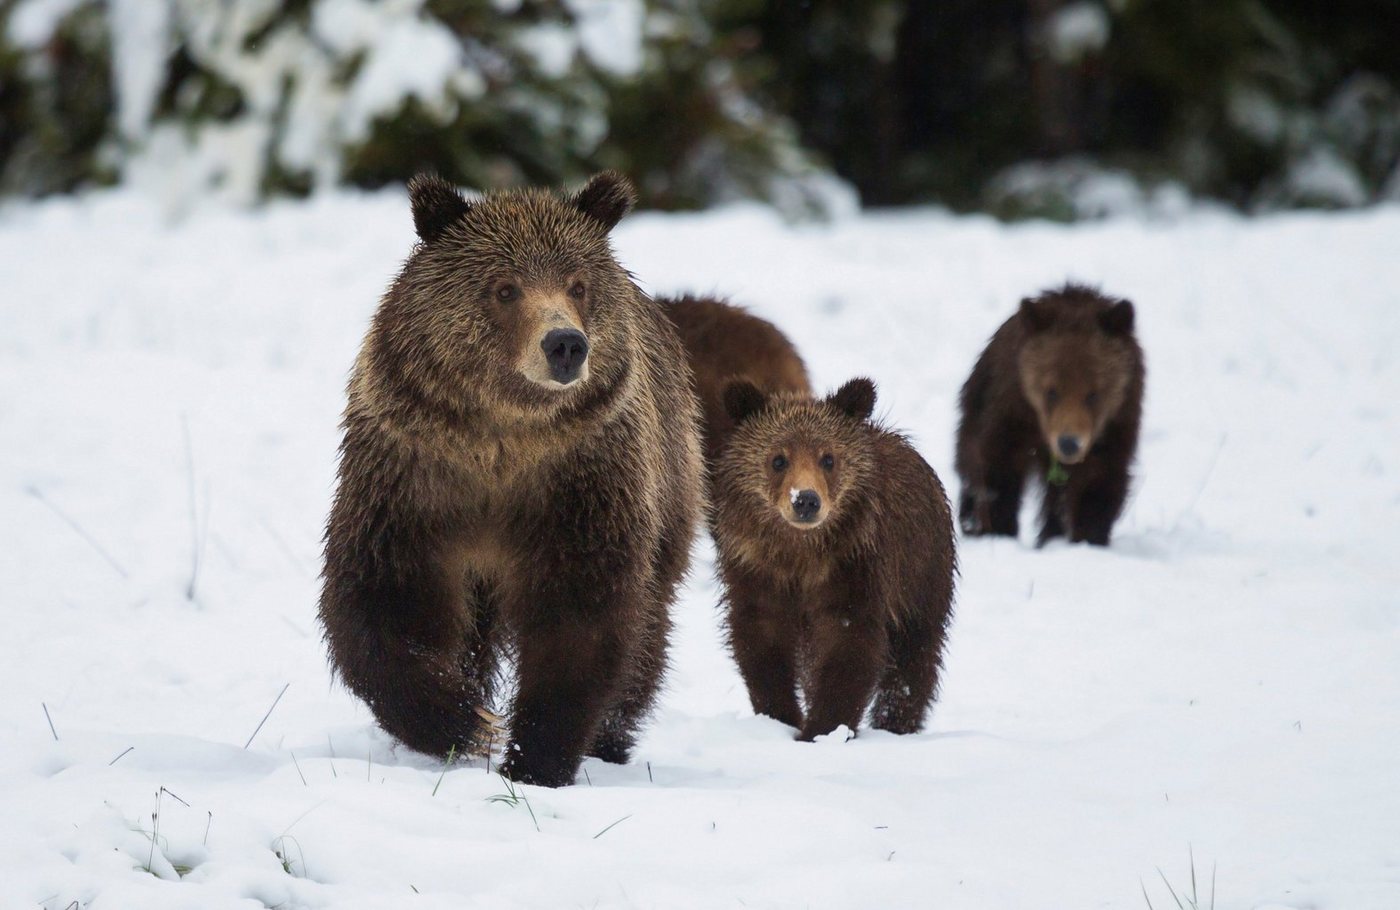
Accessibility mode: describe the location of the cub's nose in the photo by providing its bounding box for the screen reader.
[542,328,589,384]
[792,489,822,523]
[1056,434,1082,459]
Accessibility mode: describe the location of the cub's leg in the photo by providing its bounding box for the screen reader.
[797,599,885,742]
[1036,473,1069,546]
[870,613,947,735]
[723,565,803,729]
[962,437,1029,538]
[1066,443,1132,546]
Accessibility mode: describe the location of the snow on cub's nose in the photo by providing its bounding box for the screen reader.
[791,488,822,523]
[778,456,831,529]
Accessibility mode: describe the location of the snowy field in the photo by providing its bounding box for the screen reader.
[2,189,1398,910]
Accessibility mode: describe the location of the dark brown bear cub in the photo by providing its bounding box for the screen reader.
[956,284,1145,546]
[713,379,956,741]
[663,294,811,465]
[319,173,703,787]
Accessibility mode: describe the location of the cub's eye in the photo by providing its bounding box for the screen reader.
[819,454,835,471]
[1085,391,1099,407]
[496,284,519,303]
[568,281,586,300]
[771,454,788,472]
[1045,387,1060,408]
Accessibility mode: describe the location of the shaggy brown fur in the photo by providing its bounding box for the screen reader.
[712,379,956,741]
[319,172,703,787]
[956,284,1145,546]
[663,295,811,465]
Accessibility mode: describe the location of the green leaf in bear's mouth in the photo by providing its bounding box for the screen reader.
[1047,455,1070,487]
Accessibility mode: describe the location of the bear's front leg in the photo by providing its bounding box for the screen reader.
[962,440,1028,537]
[723,569,803,729]
[1066,441,1133,546]
[498,515,650,787]
[870,612,945,735]
[797,600,885,742]
[1036,473,1069,546]
[500,606,630,787]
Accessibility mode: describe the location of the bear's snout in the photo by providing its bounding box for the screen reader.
[1056,434,1083,460]
[791,489,822,523]
[541,328,589,384]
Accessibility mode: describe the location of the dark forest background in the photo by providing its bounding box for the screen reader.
[3,0,1398,217]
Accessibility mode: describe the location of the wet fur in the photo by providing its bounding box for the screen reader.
[712,381,957,740]
[319,173,703,787]
[956,284,1145,546]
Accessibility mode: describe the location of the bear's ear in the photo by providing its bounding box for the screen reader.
[828,378,876,422]
[408,174,472,243]
[723,380,769,425]
[1098,299,1135,336]
[1019,296,1053,333]
[573,171,636,231]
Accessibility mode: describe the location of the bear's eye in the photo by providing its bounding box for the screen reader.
[1045,387,1060,408]
[771,454,788,472]
[819,454,835,471]
[568,281,586,300]
[496,283,519,303]
[1085,391,1099,407]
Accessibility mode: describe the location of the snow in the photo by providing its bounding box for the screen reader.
[7,0,88,47]
[2,190,1399,909]
[989,158,1196,220]
[1046,2,1110,63]
[108,0,172,141]
[1285,147,1371,207]
[340,15,465,143]
[515,22,579,79]
[566,0,646,77]
[1228,85,1287,145]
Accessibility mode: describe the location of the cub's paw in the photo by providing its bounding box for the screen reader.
[498,753,576,788]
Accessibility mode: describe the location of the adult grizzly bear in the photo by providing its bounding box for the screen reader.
[663,294,811,465]
[319,172,703,787]
[713,379,956,741]
[956,284,1144,546]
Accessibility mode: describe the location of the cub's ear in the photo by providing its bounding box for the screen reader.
[723,380,769,425]
[1098,299,1135,335]
[828,378,876,422]
[408,174,471,243]
[573,171,636,231]
[1018,295,1053,333]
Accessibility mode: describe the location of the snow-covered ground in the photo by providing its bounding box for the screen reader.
[2,190,1398,910]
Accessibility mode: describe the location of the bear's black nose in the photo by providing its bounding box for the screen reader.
[1056,434,1081,458]
[542,328,589,384]
[792,489,822,523]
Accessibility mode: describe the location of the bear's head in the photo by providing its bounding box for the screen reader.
[716,379,877,532]
[371,172,640,420]
[1016,285,1137,465]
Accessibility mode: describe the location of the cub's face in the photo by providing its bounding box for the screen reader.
[1016,294,1136,464]
[761,438,843,529]
[384,172,638,413]
[719,379,876,533]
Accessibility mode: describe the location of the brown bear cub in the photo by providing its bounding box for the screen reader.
[713,379,956,741]
[956,284,1145,546]
[319,172,703,787]
[663,294,812,465]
